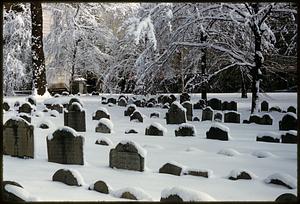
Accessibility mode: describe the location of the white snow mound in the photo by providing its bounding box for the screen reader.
[47,126,80,140]
[264,173,296,189]
[119,140,147,157]
[256,132,281,139]
[5,184,39,201]
[218,148,241,157]
[161,186,216,201]
[112,187,153,201]
[96,136,113,146]
[252,150,276,158]
[99,118,114,130]
[149,122,167,134]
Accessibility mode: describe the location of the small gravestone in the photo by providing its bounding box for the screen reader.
[109,141,145,172]
[3,102,10,111]
[89,180,110,194]
[96,118,113,133]
[121,192,137,200]
[182,101,193,121]
[19,113,31,123]
[170,95,177,103]
[206,123,230,141]
[54,93,60,97]
[159,162,182,176]
[18,103,32,114]
[39,123,49,129]
[256,132,280,143]
[62,91,69,96]
[287,106,296,114]
[261,114,273,125]
[269,106,282,112]
[261,101,269,112]
[3,117,34,158]
[214,111,223,122]
[146,102,154,107]
[92,108,110,120]
[183,169,210,178]
[281,131,297,144]
[193,117,200,121]
[224,111,240,123]
[50,104,63,113]
[125,129,138,134]
[193,99,206,109]
[47,127,84,165]
[108,98,117,104]
[208,98,222,110]
[175,124,196,137]
[145,122,166,136]
[265,173,296,189]
[202,107,213,121]
[161,194,183,202]
[52,169,83,186]
[222,101,229,111]
[64,102,86,132]
[130,110,143,122]
[229,101,237,111]
[95,140,109,146]
[134,100,145,107]
[279,113,297,131]
[68,97,83,107]
[180,92,190,104]
[275,193,297,202]
[150,112,160,118]
[228,170,253,180]
[166,102,186,124]
[2,181,25,202]
[118,98,127,107]
[161,95,171,105]
[91,91,100,95]
[124,104,136,116]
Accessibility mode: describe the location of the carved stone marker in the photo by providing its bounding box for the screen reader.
[208,98,222,110]
[281,131,297,144]
[64,102,86,132]
[108,98,117,104]
[50,104,63,113]
[95,118,113,133]
[118,98,127,107]
[182,101,193,121]
[206,124,230,141]
[224,111,240,123]
[180,92,190,104]
[287,106,296,114]
[52,169,83,186]
[2,181,26,202]
[3,102,10,111]
[109,141,146,172]
[279,113,297,131]
[3,117,34,158]
[159,162,182,176]
[47,127,84,165]
[202,107,213,121]
[89,180,110,194]
[261,101,269,112]
[124,104,137,116]
[130,110,143,122]
[92,108,110,120]
[145,122,166,136]
[214,111,223,122]
[193,99,206,109]
[166,101,186,124]
[18,102,32,114]
[175,124,196,137]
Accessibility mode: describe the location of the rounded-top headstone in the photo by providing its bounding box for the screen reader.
[52,169,84,186]
[275,193,297,202]
[89,180,110,194]
[2,181,25,202]
[166,101,186,124]
[68,98,83,107]
[287,106,296,114]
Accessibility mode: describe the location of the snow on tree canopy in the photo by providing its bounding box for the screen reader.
[228,169,257,179]
[5,184,39,201]
[218,148,241,157]
[112,187,153,201]
[256,132,281,139]
[99,118,114,130]
[149,122,167,134]
[47,126,81,140]
[119,140,147,157]
[264,173,296,189]
[96,136,113,146]
[171,101,186,112]
[64,168,85,186]
[161,186,216,201]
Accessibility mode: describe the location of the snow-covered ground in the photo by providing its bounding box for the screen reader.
[3,92,297,201]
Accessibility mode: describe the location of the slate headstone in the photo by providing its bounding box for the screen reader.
[224,111,240,123]
[202,107,213,121]
[261,101,269,112]
[208,98,222,110]
[64,102,86,132]
[182,101,193,121]
[166,102,186,124]
[52,169,82,186]
[279,113,297,131]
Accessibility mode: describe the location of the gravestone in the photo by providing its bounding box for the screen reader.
[175,124,196,137]
[2,181,31,202]
[206,124,229,141]
[146,102,154,107]
[91,91,100,95]
[256,133,280,143]
[64,102,86,132]
[3,102,10,111]
[95,118,113,133]
[50,104,63,113]
[120,192,137,200]
[214,112,223,122]
[180,92,190,104]
[162,104,170,109]
[19,113,31,123]
[281,131,297,144]
[170,95,177,104]
[287,106,296,114]
[261,114,273,125]
[89,180,110,194]
[193,117,200,121]
[222,101,229,111]
[108,98,117,104]
[52,169,83,186]
[166,102,186,124]
[161,95,172,105]
[145,122,166,136]
[68,97,83,107]
[161,195,183,202]
[47,127,84,165]
[92,108,110,120]
[229,101,237,111]
[62,91,69,96]
[109,141,145,172]
[130,110,143,122]
[224,111,240,123]
[279,113,297,131]
[159,163,182,176]
[275,193,297,202]
[39,123,49,129]
[18,103,32,114]
[3,117,34,158]
[228,171,252,180]
[118,98,127,107]
[193,99,206,109]
[208,98,222,110]
[124,105,137,116]
[182,101,193,121]
[261,101,269,112]
[269,106,282,112]
[202,107,213,121]
[125,129,138,134]
[150,112,160,118]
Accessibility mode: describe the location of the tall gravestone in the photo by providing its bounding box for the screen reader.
[182,101,193,121]
[3,117,34,158]
[166,102,186,124]
[208,98,222,110]
[47,127,84,165]
[279,113,297,131]
[202,107,213,121]
[109,141,145,172]
[261,101,269,112]
[64,102,86,132]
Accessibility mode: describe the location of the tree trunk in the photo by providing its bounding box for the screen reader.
[240,67,247,98]
[31,2,46,95]
[70,38,81,94]
[200,32,208,101]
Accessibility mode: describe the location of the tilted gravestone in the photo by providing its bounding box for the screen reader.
[95,118,113,133]
[166,101,186,124]
[224,111,240,123]
[109,141,146,172]
[130,110,143,122]
[47,127,84,165]
[18,102,32,114]
[279,113,297,131]
[287,106,296,114]
[89,180,110,194]
[214,111,223,122]
[182,101,193,121]
[269,106,282,112]
[92,108,110,120]
[275,193,297,202]
[261,101,269,112]
[208,98,222,110]
[3,102,10,111]
[159,162,182,176]
[64,102,86,132]
[3,117,34,158]
[206,124,230,141]
[124,104,137,116]
[202,107,213,121]
[180,92,190,104]
[26,96,36,106]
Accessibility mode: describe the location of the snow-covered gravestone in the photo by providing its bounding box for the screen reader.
[47,127,84,165]
[124,104,137,116]
[52,169,84,186]
[145,122,167,136]
[279,113,297,131]
[2,181,37,202]
[224,111,240,123]
[3,117,34,158]
[182,101,193,121]
[95,118,113,133]
[202,107,213,121]
[214,111,223,122]
[92,108,110,120]
[193,99,206,109]
[287,106,296,114]
[256,132,280,143]
[281,131,297,144]
[208,98,222,110]
[264,173,296,189]
[261,101,269,112]
[175,123,196,137]
[18,113,31,123]
[64,102,86,132]
[206,123,230,141]
[130,110,143,122]
[166,101,186,124]
[109,140,146,172]
[179,92,190,104]
[18,102,33,114]
[50,103,63,113]
[108,98,117,104]
[118,98,127,107]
